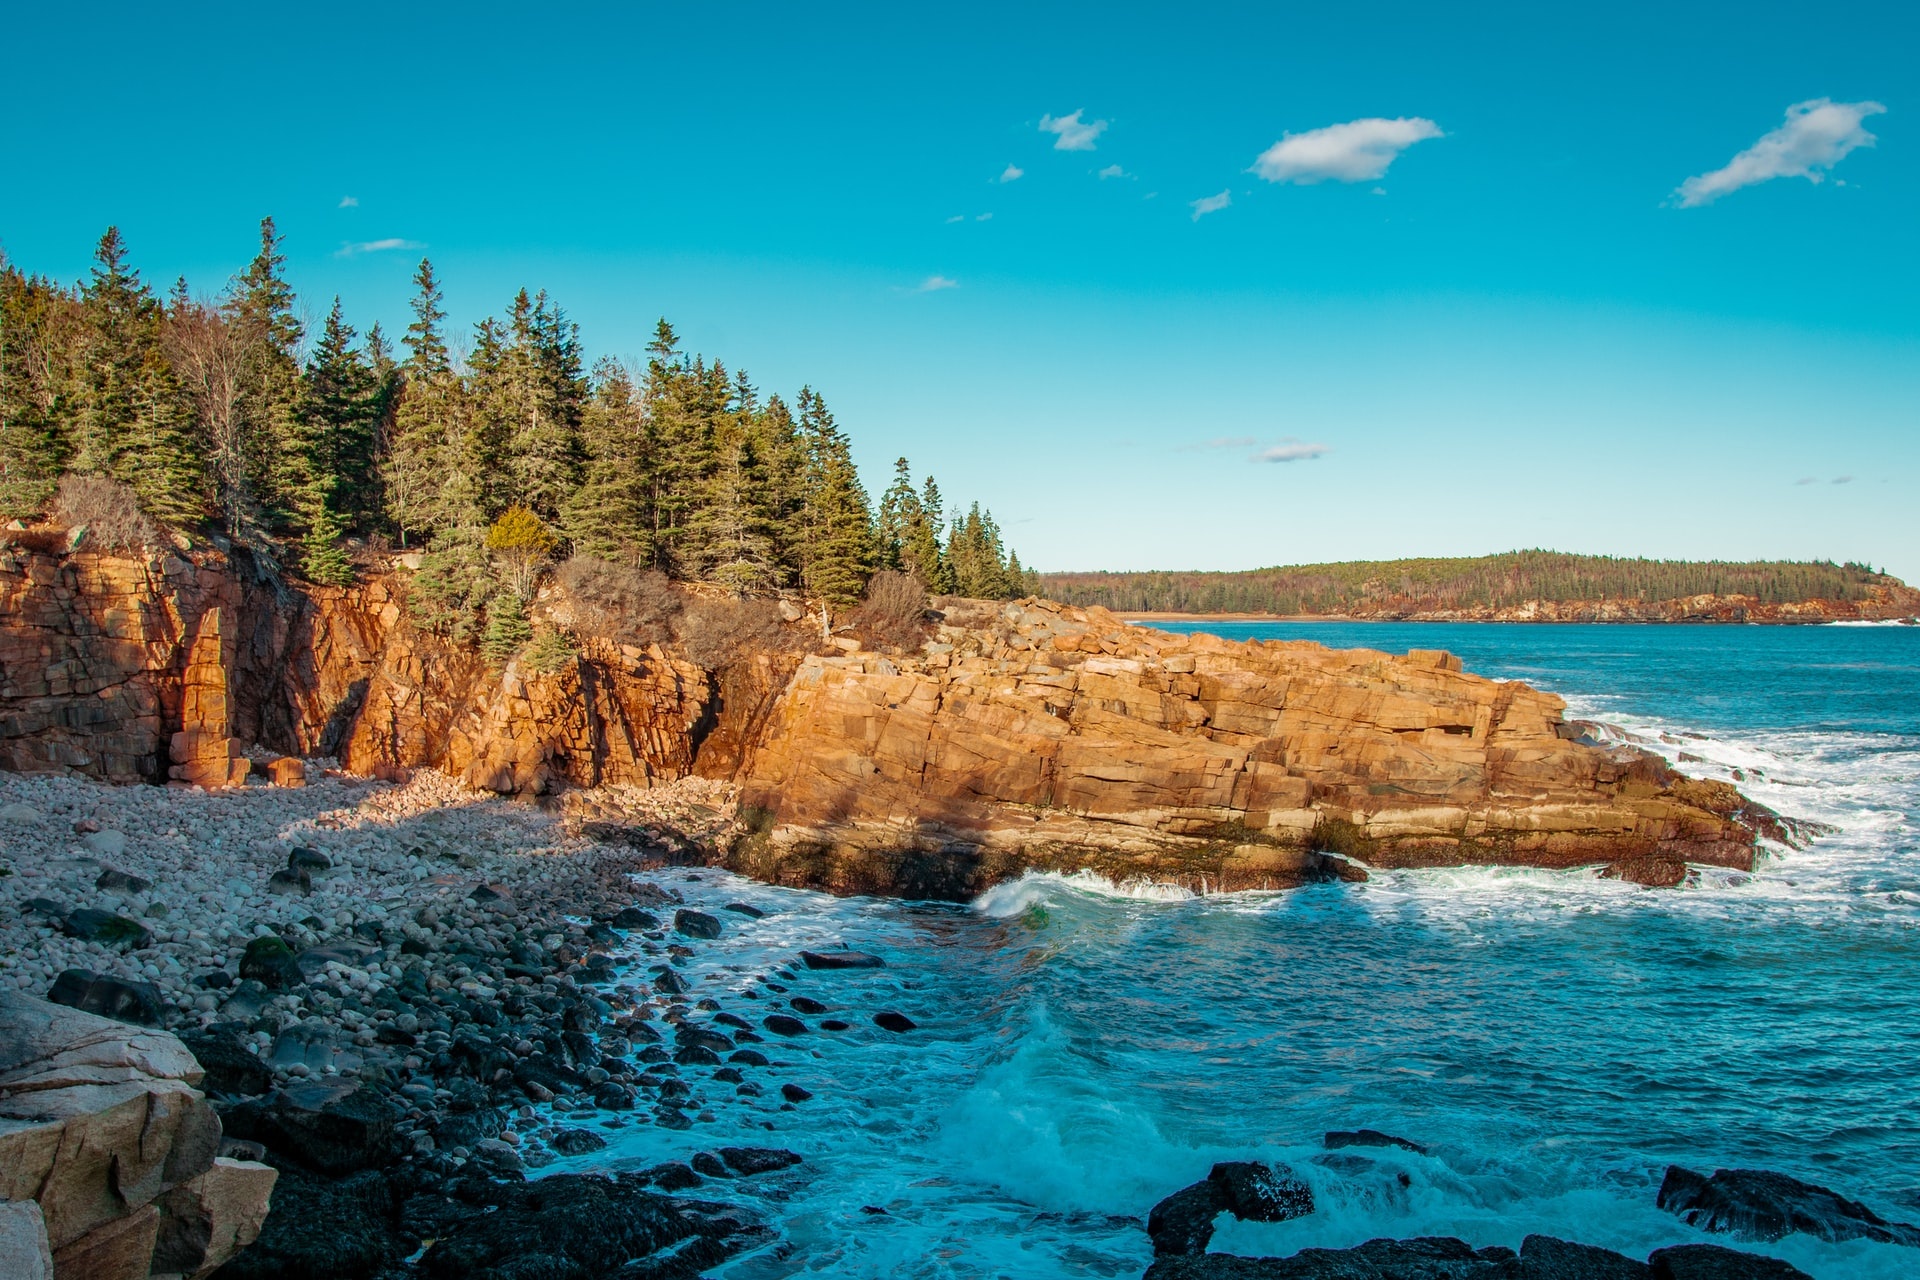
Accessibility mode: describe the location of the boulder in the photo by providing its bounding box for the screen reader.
[222,1081,397,1175]
[413,1174,714,1280]
[1519,1233,1651,1278]
[93,867,153,895]
[1143,1236,1517,1279]
[1646,1243,1812,1279]
[873,1011,918,1033]
[150,1156,279,1279]
[267,757,307,787]
[1147,1182,1224,1257]
[60,908,152,950]
[1147,1161,1315,1257]
[266,869,311,896]
[45,969,165,1026]
[1657,1165,1920,1246]
[613,907,660,929]
[214,1163,402,1280]
[550,1129,608,1156]
[1325,1129,1428,1155]
[763,1014,807,1036]
[0,1199,52,1280]
[286,846,330,871]
[238,936,303,990]
[674,908,723,939]
[724,902,766,918]
[0,990,245,1277]
[718,1147,803,1176]
[799,949,885,969]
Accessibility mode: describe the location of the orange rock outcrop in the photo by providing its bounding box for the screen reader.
[731,599,1771,896]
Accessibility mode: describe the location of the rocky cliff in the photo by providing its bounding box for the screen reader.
[1,544,1780,898]
[731,598,1776,896]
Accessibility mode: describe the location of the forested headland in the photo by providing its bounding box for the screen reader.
[1042,551,1916,619]
[0,222,1037,654]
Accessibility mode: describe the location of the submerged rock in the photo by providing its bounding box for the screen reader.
[1658,1165,1920,1247]
[1324,1129,1429,1155]
[799,948,885,969]
[1646,1243,1812,1279]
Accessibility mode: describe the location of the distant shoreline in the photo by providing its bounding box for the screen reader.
[1122,611,1919,625]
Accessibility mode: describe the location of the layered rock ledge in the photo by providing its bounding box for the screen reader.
[732,599,1777,896]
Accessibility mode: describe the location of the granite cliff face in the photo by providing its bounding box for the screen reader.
[0,544,715,796]
[1,545,1778,898]
[731,599,1774,896]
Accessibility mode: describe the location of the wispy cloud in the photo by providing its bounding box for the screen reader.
[1181,436,1259,451]
[334,237,424,258]
[946,214,966,224]
[976,212,992,221]
[1040,109,1107,152]
[1190,189,1231,221]
[998,163,1024,183]
[1252,117,1443,184]
[916,275,959,292]
[1253,441,1329,463]
[1098,163,1132,180]
[1795,476,1819,485]
[1833,475,1854,484]
[1675,99,1885,207]
[338,195,359,208]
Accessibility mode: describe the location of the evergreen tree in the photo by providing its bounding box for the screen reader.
[795,386,873,614]
[292,299,378,584]
[908,473,951,591]
[71,229,202,523]
[876,457,917,571]
[562,358,652,563]
[385,259,454,547]
[224,217,304,534]
[0,259,77,517]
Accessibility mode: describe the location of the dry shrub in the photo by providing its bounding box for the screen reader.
[52,475,161,552]
[555,557,681,645]
[849,570,934,653]
[674,596,796,671]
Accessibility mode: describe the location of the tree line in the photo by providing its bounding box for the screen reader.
[0,222,1038,642]
[1042,551,1900,615]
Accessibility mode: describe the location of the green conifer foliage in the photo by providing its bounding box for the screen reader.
[384,260,455,548]
[0,260,78,517]
[563,358,653,564]
[224,218,304,533]
[795,387,873,611]
[293,299,379,585]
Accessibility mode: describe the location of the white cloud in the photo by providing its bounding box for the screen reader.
[1252,440,1329,463]
[338,195,359,208]
[916,275,959,292]
[1252,117,1443,184]
[1833,475,1854,484]
[976,212,992,221]
[1675,98,1886,207]
[999,163,1024,183]
[1189,189,1231,221]
[334,237,424,257]
[946,214,966,223]
[1040,109,1107,151]
[1098,163,1132,180]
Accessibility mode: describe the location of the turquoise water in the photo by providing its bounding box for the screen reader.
[567,622,1920,1279]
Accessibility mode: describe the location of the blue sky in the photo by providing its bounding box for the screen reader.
[5,1,1916,577]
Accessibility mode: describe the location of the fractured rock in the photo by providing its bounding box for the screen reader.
[1658,1165,1920,1247]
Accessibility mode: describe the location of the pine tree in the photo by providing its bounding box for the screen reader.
[0,259,77,517]
[225,217,304,535]
[71,229,203,523]
[562,358,652,563]
[292,299,378,584]
[908,473,952,592]
[876,457,917,571]
[385,259,453,547]
[795,386,873,615]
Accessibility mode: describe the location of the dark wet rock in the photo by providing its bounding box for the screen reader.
[711,1067,744,1084]
[1210,1161,1314,1223]
[592,1081,637,1110]
[780,1083,813,1103]
[22,896,69,919]
[724,902,765,918]
[1145,1235,1519,1278]
[789,996,828,1015]
[654,968,691,996]
[1602,857,1690,888]
[677,1025,735,1054]
[763,1014,808,1036]
[674,908,723,939]
[1658,1165,1920,1246]
[1325,1129,1429,1156]
[821,1018,851,1031]
[216,1162,403,1280]
[61,906,153,949]
[1519,1234,1651,1278]
[720,1147,803,1176]
[416,1173,719,1280]
[240,934,304,989]
[288,846,332,871]
[268,868,313,896]
[1149,1162,1314,1258]
[1646,1243,1812,1279]
[551,1127,609,1156]
[46,967,164,1024]
[180,1025,273,1096]
[222,1079,398,1174]
[615,906,662,929]
[647,1161,703,1191]
[692,1151,732,1178]
[873,1010,917,1033]
[714,1011,753,1030]
[194,969,233,989]
[468,882,506,903]
[675,1044,722,1066]
[729,1049,771,1066]
[94,866,153,894]
[799,948,884,969]
[1148,1181,1224,1257]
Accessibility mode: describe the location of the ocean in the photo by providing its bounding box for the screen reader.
[561,621,1920,1278]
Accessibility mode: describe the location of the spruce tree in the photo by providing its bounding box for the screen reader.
[795,386,873,614]
[908,473,952,592]
[225,217,304,535]
[385,259,453,547]
[0,259,76,517]
[292,299,377,584]
[876,457,918,572]
[562,358,652,563]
